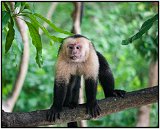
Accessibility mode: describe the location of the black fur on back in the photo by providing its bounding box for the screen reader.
[96,51,115,97]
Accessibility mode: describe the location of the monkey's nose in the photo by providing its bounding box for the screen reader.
[72,50,77,54]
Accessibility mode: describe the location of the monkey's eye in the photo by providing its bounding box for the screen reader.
[68,46,73,49]
[76,46,80,49]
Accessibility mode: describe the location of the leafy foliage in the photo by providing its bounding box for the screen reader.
[134,35,158,62]
[26,14,64,43]
[34,13,73,36]
[121,12,158,62]
[26,21,43,67]
[2,2,72,67]
[122,14,158,45]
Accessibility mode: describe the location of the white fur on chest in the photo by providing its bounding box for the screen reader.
[56,49,99,84]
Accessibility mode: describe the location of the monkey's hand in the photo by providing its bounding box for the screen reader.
[68,102,78,109]
[86,101,101,118]
[46,106,62,122]
[111,90,126,98]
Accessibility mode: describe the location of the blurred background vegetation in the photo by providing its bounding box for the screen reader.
[2,2,158,127]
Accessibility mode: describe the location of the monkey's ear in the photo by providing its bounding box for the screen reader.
[61,38,66,43]
[58,42,64,54]
[89,42,93,47]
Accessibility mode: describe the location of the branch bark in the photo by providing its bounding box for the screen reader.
[2,86,158,127]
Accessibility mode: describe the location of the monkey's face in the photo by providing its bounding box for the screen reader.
[63,38,90,63]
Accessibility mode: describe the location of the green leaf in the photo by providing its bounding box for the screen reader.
[24,3,31,10]
[26,21,43,67]
[15,2,31,13]
[132,22,153,40]
[21,2,26,7]
[5,16,15,53]
[20,2,27,12]
[140,14,158,29]
[2,3,7,11]
[34,13,73,36]
[122,14,158,45]
[122,23,153,45]
[15,2,21,8]
[49,40,54,46]
[25,14,63,42]
[3,2,10,12]
[2,11,10,30]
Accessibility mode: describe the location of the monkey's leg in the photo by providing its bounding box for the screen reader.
[97,51,126,98]
[47,80,67,122]
[85,78,101,118]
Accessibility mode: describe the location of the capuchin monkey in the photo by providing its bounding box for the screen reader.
[47,34,126,126]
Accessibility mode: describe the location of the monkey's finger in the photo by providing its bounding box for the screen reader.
[112,92,118,97]
[46,113,49,121]
[114,90,126,98]
[96,107,100,116]
[87,107,92,116]
[46,111,50,120]
[52,114,55,122]
[119,93,125,98]
[119,91,126,98]
[98,105,101,112]
[94,105,101,117]
[86,107,89,114]
[93,108,97,118]
[93,110,97,118]
[97,110,100,116]
[47,111,52,121]
[91,108,94,117]
[95,108,99,117]
[48,115,51,122]
[47,115,49,121]
[57,113,60,119]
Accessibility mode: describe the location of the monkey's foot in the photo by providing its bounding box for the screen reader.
[112,90,126,98]
[68,102,78,109]
[46,107,62,122]
[86,101,101,118]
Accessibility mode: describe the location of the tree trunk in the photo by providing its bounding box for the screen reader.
[136,61,158,127]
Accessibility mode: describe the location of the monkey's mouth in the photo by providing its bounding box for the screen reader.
[70,56,78,60]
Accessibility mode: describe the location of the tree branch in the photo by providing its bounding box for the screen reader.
[2,2,30,112]
[2,86,158,127]
[39,2,58,35]
[71,2,83,34]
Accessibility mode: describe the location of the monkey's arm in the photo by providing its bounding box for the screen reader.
[47,80,67,122]
[85,78,101,117]
[96,51,126,98]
